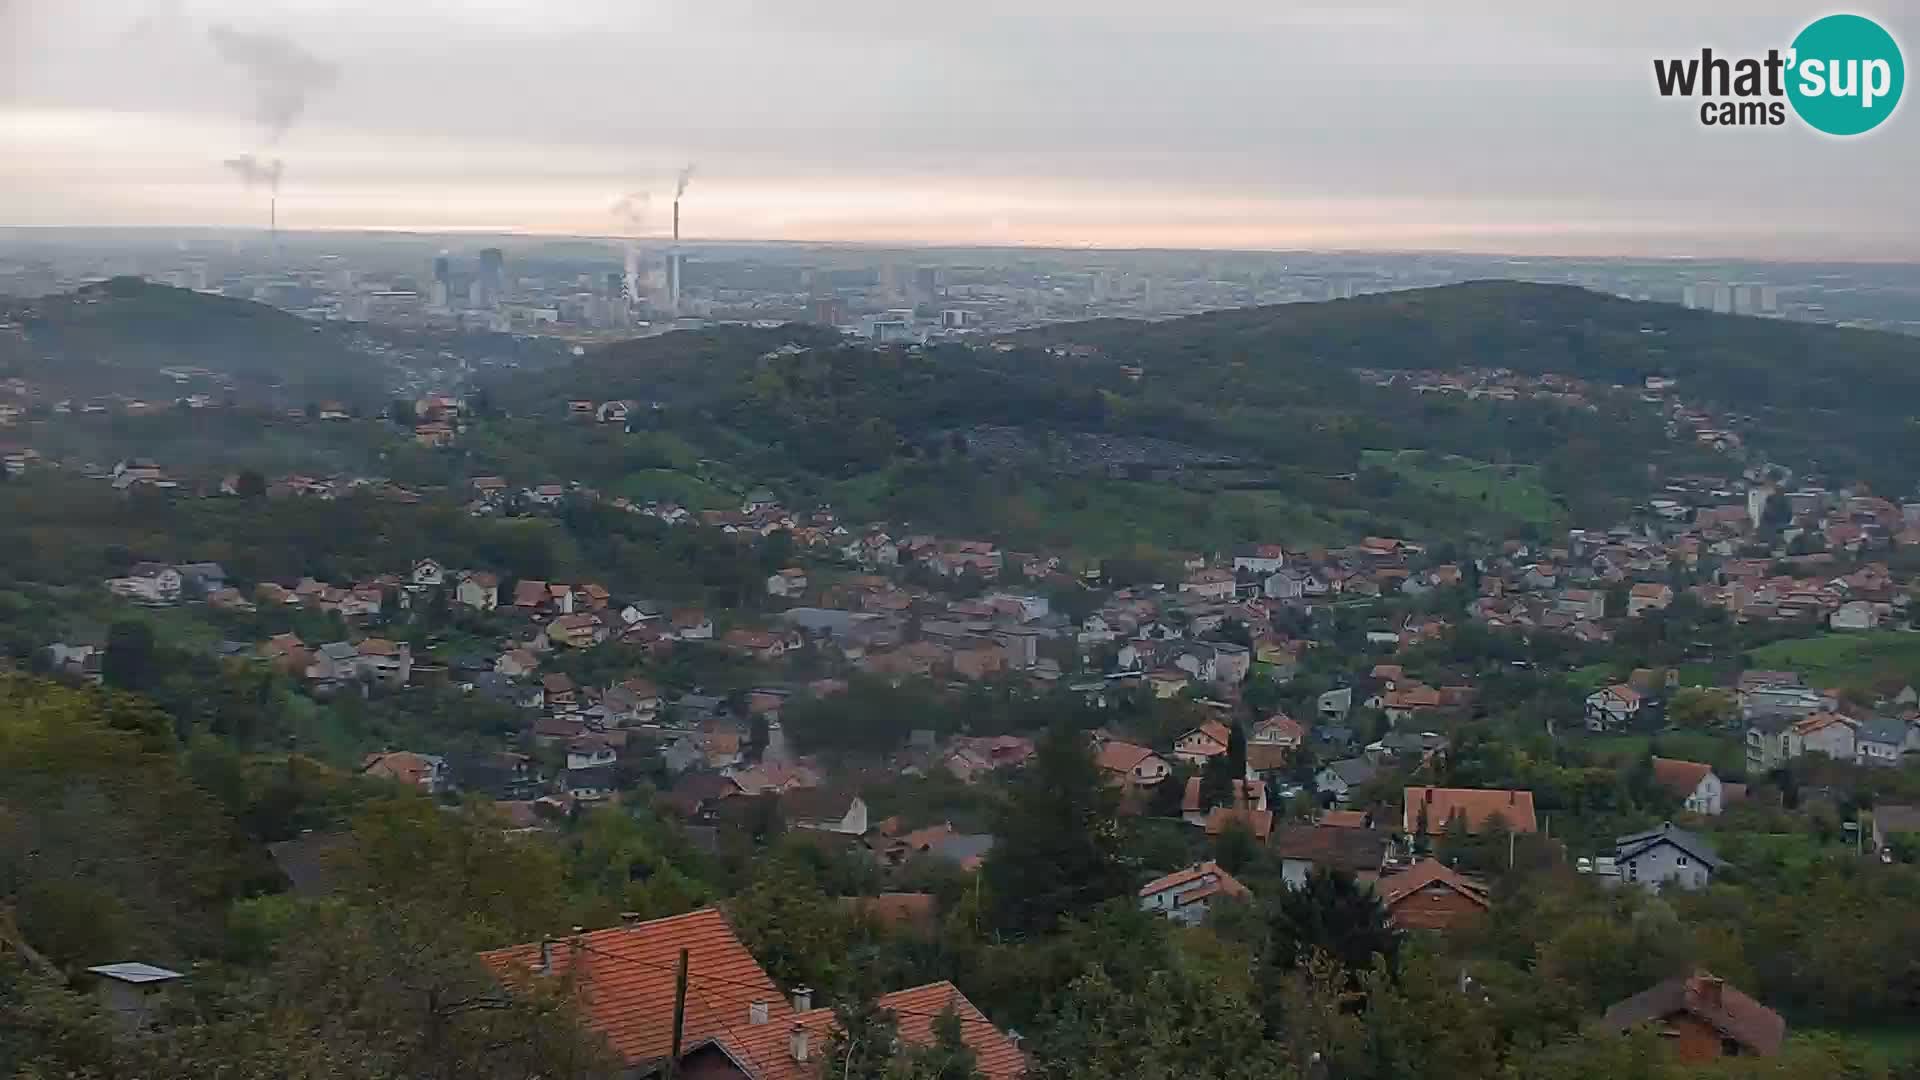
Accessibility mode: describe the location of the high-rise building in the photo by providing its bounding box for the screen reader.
[811,296,847,326]
[477,247,505,308]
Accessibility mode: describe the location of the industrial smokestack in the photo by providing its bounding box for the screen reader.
[669,200,681,317]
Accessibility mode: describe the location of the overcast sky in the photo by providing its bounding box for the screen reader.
[3,0,1916,257]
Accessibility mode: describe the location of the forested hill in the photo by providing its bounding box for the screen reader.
[478,281,1920,552]
[1,277,381,404]
[1016,281,1920,491]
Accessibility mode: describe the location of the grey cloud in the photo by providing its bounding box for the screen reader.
[208,22,337,140]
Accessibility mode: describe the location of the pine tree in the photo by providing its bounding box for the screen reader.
[982,723,1129,935]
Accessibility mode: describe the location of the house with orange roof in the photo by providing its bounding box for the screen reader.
[1173,718,1234,767]
[1628,582,1675,616]
[482,910,1026,1080]
[1094,739,1171,787]
[360,750,448,793]
[1205,806,1273,843]
[1377,860,1491,932]
[1382,682,1444,725]
[1137,861,1251,925]
[1786,711,1857,762]
[1652,757,1724,816]
[1403,786,1538,835]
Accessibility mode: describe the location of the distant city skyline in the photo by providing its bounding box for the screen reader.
[4,1,1917,259]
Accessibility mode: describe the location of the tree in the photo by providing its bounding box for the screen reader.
[1668,687,1735,730]
[1761,491,1793,532]
[1031,965,1285,1080]
[1267,867,1399,978]
[235,469,268,499]
[1214,819,1259,875]
[982,724,1130,935]
[729,858,854,994]
[389,398,417,427]
[893,1004,980,1080]
[824,996,903,1080]
[1225,720,1247,781]
[102,620,158,693]
[1198,753,1235,812]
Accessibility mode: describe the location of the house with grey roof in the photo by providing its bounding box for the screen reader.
[1314,757,1378,803]
[1854,717,1910,768]
[1615,822,1723,892]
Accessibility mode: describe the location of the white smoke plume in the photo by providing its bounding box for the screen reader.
[674,163,697,200]
[610,191,651,235]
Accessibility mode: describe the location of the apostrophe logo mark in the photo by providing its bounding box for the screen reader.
[1787,14,1904,135]
[1651,13,1903,134]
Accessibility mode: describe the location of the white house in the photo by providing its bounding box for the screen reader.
[455,572,499,611]
[1652,757,1724,816]
[1584,684,1643,732]
[1137,861,1251,926]
[410,558,446,587]
[766,568,809,598]
[783,789,870,835]
[1173,720,1233,767]
[1831,601,1880,631]
[566,736,619,772]
[1179,569,1236,601]
[1787,712,1857,762]
[107,563,182,606]
[1232,546,1287,575]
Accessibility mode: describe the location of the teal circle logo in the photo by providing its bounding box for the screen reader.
[1788,14,1904,135]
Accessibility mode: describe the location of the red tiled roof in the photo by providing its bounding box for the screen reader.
[1602,972,1785,1056]
[1378,860,1490,911]
[360,750,435,785]
[1651,757,1714,799]
[1094,740,1160,773]
[1138,860,1251,901]
[1204,807,1272,841]
[707,982,1025,1080]
[1403,787,1538,834]
[480,909,789,1067]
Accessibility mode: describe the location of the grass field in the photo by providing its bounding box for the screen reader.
[1744,630,1920,692]
[1361,448,1561,526]
[1805,1024,1920,1065]
[1580,730,1743,773]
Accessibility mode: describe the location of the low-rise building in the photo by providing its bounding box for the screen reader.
[1137,860,1251,925]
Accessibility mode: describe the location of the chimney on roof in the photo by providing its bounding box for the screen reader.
[1424,789,1434,804]
[792,986,813,1011]
[620,911,642,927]
[1007,1029,1024,1051]
[537,939,553,975]
[789,1023,811,1063]
[1691,973,1725,1009]
[750,1001,769,1026]
[1508,791,1516,805]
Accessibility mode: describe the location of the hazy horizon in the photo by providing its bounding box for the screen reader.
[5,1,1917,259]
